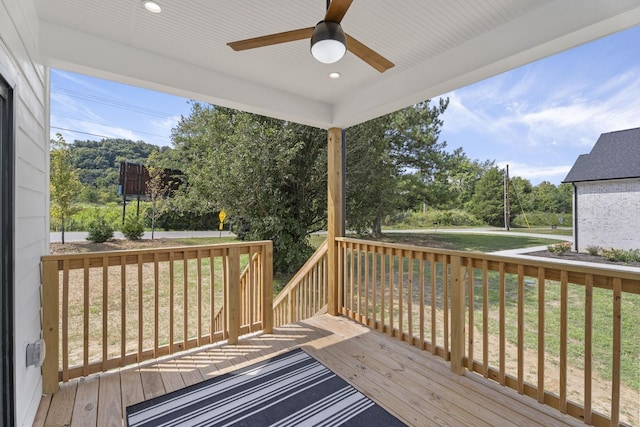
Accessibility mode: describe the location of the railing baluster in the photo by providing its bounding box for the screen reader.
[62,259,70,382]
[183,253,188,349]
[517,264,525,394]
[611,277,622,427]
[537,267,545,403]
[443,255,449,360]
[389,248,395,337]
[121,258,126,366]
[407,251,413,342]
[398,249,404,340]
[103,256,109,369]
[584,273,593,424]
[137,254,142,362]
[83,258,89,377]
[169,250,175,353]
[210,249,215,339]
[197,250,202,346]
[356,243,361,322]
[499,261,505,385]
[482,260,489,378]
[364,245,370,325]
[429,253,436,355]
[380,247,386,331]
[419,254,425,349]
[467,258,474,371]
[154,252,159,357]
[559,270,568,413]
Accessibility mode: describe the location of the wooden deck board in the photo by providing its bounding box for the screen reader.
[38,314,584,427]
[96,371,122,427]
[70,376,98,427]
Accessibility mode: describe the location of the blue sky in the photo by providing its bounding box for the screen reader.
[51,24,640,185]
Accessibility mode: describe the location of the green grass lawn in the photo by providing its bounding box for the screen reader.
[367,232,563,252]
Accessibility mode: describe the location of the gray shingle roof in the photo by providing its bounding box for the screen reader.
[563,127,640,183]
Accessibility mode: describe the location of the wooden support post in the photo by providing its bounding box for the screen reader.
[262,242,273,334]
[450,255,465,375]
[327,127,344,316]
[226,247,240,344]
[41,260,60,394]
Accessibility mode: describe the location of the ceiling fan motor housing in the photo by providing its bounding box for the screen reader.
[310,20,347,63]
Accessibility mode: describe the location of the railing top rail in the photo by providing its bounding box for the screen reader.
[337,236,640,292]
[273,239,328,307]
[42,240,273,262]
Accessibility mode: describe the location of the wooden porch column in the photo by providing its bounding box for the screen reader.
[41,259,60,394]
[226,247,240,344]
[327,127,344,316]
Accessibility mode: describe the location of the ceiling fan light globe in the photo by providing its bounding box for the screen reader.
[311,21,347,64]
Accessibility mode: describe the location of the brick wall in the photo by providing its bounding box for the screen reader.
[576,178,640,251]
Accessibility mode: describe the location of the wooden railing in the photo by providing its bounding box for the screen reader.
[40,241,273,394]
[336,237,640,427]
[273,239,328,327]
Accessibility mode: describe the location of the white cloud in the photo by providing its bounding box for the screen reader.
[496,161,572,184]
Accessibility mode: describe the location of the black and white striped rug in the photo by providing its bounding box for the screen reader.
[126,348,406,426]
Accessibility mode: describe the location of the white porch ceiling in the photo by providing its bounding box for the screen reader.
[34,0,640,129]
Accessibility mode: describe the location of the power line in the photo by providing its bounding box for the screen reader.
[51,126,171,142]
[52,86,187,120]
[52,116,171,139]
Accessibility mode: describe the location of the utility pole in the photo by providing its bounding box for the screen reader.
[504,164,510,230]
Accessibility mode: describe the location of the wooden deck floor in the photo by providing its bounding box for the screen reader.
[34,314,584,427]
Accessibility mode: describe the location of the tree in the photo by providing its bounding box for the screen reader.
[172,103,327,273]
[468,167,505,227]
[50,133,83,243]
[145,150,171,239]
[345,99,449,233]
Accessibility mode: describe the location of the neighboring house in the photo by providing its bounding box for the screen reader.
[563,127,640,252]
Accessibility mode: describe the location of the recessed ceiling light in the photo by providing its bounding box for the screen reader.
[329,72,341,79]
[143,1,162,13]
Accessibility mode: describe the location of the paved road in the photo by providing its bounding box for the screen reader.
[52,227,570,243]
[50,230,235,243]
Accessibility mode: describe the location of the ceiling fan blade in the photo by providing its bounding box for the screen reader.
[345,34,394,73]
[228,27,314,51]
[325,0,353,23]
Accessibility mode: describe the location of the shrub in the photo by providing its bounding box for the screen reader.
[586,245,600,256]
[86,212,114,243]
[122,215,145,240]
[384,209,483,228]
[600,247,640,263]
[547,241,572,254]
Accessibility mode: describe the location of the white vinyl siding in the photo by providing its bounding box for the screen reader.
[0,0,49,425]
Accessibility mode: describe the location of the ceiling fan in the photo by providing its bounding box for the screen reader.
[227,0,394,73]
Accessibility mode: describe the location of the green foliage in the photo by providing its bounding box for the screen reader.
[148,205,217,231]
[345,99,450,233]
[586,245,600,256]
[512,211,572,227]
[172,103,327,273]
[547,241,572,254]
[50,134,84,243]
[600,248,640,263]
[122,215,145,240]
[68,138,175,204]
[468,167,505,227]
[146,150,172,239]
[86,211,115,243]
[384,209,482,228]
